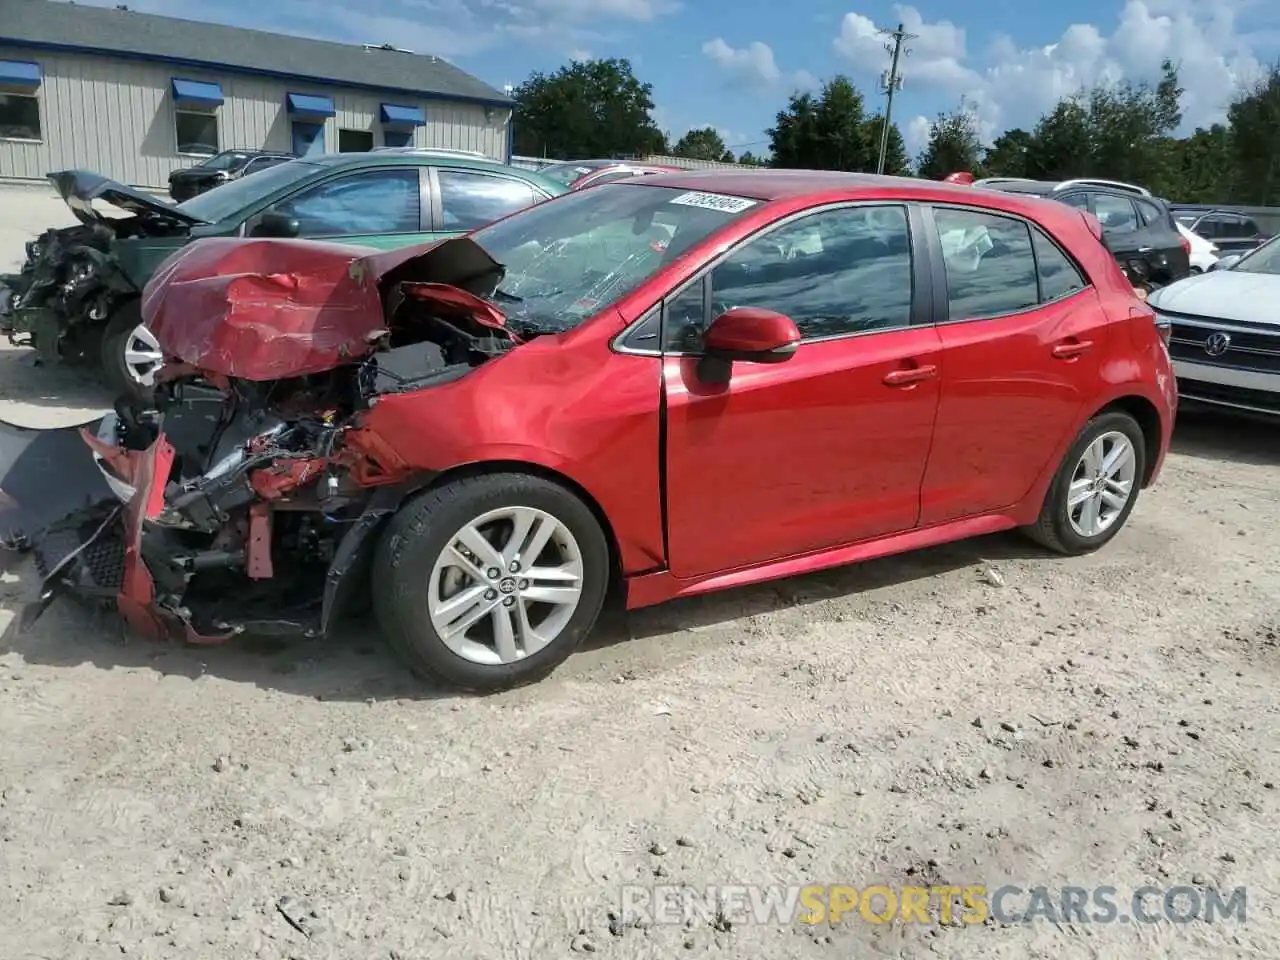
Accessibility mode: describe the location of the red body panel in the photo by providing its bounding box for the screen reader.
[140,235,501,380]
[128,171,1175,628]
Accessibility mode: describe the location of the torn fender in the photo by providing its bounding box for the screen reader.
[141,235,506,381]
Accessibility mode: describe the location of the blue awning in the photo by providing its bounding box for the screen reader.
[171,78,223,108]
[287,92,336,118]
[380,103,425,126]
[0,60,42,92]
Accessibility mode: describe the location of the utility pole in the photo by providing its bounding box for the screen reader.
[876,22,916,175]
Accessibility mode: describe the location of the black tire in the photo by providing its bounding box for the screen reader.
[372,472,611,692]
[99,300,157,402]
[1023,410,1146,555]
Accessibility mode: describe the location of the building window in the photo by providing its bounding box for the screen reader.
[338,129,373,152]
[383,128,414,148]
[0,92,41,141]
[175,110,218,155]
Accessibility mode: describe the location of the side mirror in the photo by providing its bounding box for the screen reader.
[252,211,300,238]
[1209,254,1241,272]
[697,307,800,383]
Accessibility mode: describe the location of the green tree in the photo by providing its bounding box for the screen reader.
[737,150,764,166]
[864,114,911,175]
[672,126,728,162]
[982,128,1033,178]
[1227,63,1280,205]
[917,101,985,180]
[1175,124,1235,203]
[512,58,666,159]
[767,76,875,170]
[1025,98,1093,179]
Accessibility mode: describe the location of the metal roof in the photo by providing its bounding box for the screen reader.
[2,0,513,106]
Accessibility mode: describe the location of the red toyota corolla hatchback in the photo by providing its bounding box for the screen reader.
[0,171,1176,692]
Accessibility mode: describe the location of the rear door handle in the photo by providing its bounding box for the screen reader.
[1052,339,1094,359]
[1137,246,1154,253]
[883,364,938,386]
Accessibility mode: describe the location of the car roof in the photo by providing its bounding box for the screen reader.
[302,151,566,192]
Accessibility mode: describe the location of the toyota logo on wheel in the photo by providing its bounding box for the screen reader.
[1204,332,1231,357]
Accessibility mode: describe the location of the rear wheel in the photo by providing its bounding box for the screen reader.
[99,301,163,400]
[372,473,610,692]
[1023,411,1146,555]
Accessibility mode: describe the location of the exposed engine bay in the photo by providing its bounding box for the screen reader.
[0,235,528,641]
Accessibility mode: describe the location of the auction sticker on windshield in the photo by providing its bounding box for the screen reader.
[669,191,759,213]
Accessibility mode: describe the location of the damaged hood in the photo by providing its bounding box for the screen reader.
[141,235,507,380]
[48,170,209,231]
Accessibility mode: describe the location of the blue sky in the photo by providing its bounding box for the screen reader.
[74,0,1280,157]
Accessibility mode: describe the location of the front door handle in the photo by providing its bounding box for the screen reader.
[1052,339,1094,359]
[883,364,938,386]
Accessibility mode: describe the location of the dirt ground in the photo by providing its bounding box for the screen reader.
[0,184,1277,959]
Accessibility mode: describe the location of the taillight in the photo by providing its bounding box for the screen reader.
[1180,236,1191,255]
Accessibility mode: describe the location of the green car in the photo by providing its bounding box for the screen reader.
[0,150,566,395]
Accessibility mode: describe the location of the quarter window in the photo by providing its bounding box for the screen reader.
[438,170,540,230]
[1135,199,1164,226]
[0,92,41,140]
[664,204,914,351]
[1093,194,1138,233]
[175,110,218,155]
[271,168,421,236]
[1031,229,1086,302]
[934,208,1038,319]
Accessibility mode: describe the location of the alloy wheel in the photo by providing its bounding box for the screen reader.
[1066,430,1138,539]
[427,505,585,665]
[122,322,165,388]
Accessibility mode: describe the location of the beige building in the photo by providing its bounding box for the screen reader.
[1,0,515,189]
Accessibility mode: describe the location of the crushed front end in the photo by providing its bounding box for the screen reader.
[0,234,522,642]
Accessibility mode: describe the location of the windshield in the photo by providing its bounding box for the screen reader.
[198,151,248,172]
[1231,235,1280,275]
[470,182,763,334]
[539,161,608,187]
[176,159,326,223]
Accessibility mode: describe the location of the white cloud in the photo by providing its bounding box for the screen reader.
[832,0,1269,143]
[701,38,822,92]
[904,114,932,156]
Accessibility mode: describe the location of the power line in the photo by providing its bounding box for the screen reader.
[876,22,917,175]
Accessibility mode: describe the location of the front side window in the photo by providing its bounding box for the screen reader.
[0,92,41,140]
[934,207,1038,319]
[664,204,914,351]
[271,168,421,236]
[469,182,762,336]
[175,110,218,155]
[1093,194,1138,233]
[438,170,539,231]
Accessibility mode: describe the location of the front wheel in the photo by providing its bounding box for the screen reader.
[372,473,611,692]
[99,301,164,400]
[1023,411,1146,555]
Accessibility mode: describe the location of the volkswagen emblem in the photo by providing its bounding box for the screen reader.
[1204,332,1231,357]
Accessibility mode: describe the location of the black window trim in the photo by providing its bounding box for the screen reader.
[614,199,932,358]
[920,202,1092,327]
[427,166,552,233]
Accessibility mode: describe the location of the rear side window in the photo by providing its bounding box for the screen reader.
[933,208,1038,319]
[1241,218,1261,236]
[1135,199,1164,227]
[1093,195,1138,233]
[1031,229,1086,301]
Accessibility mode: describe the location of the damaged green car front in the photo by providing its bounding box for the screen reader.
[0,170,206,362]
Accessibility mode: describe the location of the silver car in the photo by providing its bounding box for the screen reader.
[1146,237,1280,417]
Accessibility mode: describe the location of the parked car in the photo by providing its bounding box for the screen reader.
[0,154,566,396]
[167,149,296,202]
[1146,234,1280,416]
[0,171,1175,691]
[1172,208,1272,255]
[1177,222,1220,273]
[539,159,685,190]
[971,177,1192,286]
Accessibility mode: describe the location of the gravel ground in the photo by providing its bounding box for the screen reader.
[0,184,1277,959]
